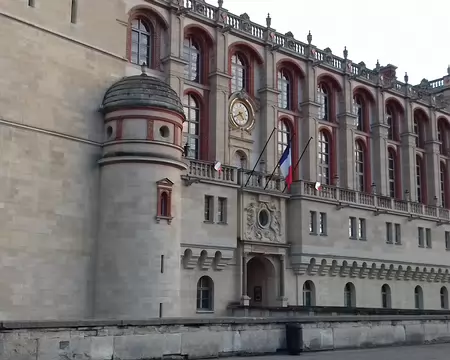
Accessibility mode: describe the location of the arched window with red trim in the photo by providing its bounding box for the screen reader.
[231,53,247,93]
[385,99,403,142]
[353,95,363,131]
[278,70,291,109]
[355,140,365,192]
[413,109,428,149]
[438,118,450,156]
[317,84,329,121]
[386,105,394,140]
[387,148,400,198]
[277,119,291,159]
[184,37,201,82]
[318,131,331,185]
[440,162,448,208]
[183,94,200,159]
[416,155,425,203]
[130,18,153,66]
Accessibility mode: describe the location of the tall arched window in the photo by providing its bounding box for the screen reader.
[438,119,450,156]
[440,162,447,208]
[353,95,363,131]
[160,192,168,217]
[131,18,152,66]
[183,37,201,82]
[196,276,214,311]
[183,94,200,159]
[318,131,330,185]
[231,53,246,93]
[416,156,424,203]
[386,105,393,140]
[317,84,329,121]
[388,149,397,198]
[355,141,365,192]
[381,284,391,309]
[441,286,449,309]
[277,120,291,159]
[302,281,315,306]
[278,70,290,109]
[234,150,247,169]
[414,285,423,309]
[344,282,355,307]
[413,111,427,148]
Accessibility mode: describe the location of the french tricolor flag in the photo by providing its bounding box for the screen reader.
[279,142,293,190]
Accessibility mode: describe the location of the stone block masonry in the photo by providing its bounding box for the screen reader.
[2,316,450,359]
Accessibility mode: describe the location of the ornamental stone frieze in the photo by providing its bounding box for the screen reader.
[291,256,450,283]
[244,201,283,243]
[181,245,235,271]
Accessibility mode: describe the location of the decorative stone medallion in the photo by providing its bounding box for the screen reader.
[244,202,282,242]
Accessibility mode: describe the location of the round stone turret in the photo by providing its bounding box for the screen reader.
[94,71,186,319]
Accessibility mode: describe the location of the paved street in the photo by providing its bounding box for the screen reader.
[229,344,450,360]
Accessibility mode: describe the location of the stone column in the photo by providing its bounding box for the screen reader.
[240,252,250,306]
[337,76,357,189]
[277,255,288,307]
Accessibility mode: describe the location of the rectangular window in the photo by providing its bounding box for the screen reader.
[394,224,401,245]
[204,195,213,222]
[70,0,78,24]
[446,231,450,250]
[358,218,366,240]
[310,211,317,234]
[28,0,35,7]
[418,227,424,247]
[319,212,327,235]
[349,217,356,239]
[217,197,227,223]
[426,228,432,248]
[386,222,393,244]
[160,255,164,274]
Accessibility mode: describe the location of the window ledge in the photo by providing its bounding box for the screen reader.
[203,220,214,224]
[196,310,214,314]
[155,215,173,224]
[359,238,367,241]
[319,233,327,237]
[217,222,228,225]
[310,232,317,236]
[349,237,357,240]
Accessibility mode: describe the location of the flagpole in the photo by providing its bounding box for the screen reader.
[282,136,313,193]
[263,132,296,191]
[243,127,276,187]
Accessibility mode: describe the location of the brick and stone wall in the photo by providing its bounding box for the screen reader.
[2,316,450,359]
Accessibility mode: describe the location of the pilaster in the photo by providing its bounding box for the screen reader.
[401,99,417,200]
[337,75,357,188]
[258,45,278,172]
[299,60,320,182]
[162,11,186,95]
[209,23,231,163]
[426,108,440,204]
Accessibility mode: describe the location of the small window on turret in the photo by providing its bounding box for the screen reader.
[156,178,174,224]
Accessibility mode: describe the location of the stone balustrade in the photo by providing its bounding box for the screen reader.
[295,180,450,222]
[178,0,450,97]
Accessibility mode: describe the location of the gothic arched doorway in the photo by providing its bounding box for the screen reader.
[247,256,276,306]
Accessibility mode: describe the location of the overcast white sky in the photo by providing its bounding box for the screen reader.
[215,0,448,85]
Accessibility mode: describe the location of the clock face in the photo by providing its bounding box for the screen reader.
[231,101,250,127]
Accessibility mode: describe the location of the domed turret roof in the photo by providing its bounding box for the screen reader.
[101,69,185,116]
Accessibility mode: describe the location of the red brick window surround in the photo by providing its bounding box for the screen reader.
[276,60,304,113]
[355,140,371,193]
[385,99,403,142]
[440,162,449,208]
[387,147,401,199]
[317,75,342,124]
[438,118,450,156]
[230,53,248,93]
[277,119,291,159]
[318,130,333,185]
[183,26,213,85]
[415,155,427,204]
[413,109,428,149]
[353,87,374,134]
[182,93,201,160]
[156,178,174,224]
[127,7,167,69]
[277,70,291,110]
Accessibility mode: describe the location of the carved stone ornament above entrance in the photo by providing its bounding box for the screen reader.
[244,202,282,243]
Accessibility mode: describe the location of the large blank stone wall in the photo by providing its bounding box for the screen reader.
[2,316,450,359]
